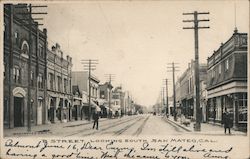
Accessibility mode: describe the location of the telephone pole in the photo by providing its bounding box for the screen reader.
[81,59,98,121]
[162,87,165,113]
[167,62,179,121]
[105,74,115,118]
[183,11,209,131]
[163,78,170,117]
[16,4,47,132]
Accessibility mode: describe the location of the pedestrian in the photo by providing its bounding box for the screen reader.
[92,110,99,130]
[222,108,233,134]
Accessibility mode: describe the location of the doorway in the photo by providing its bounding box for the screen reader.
[14,97,24,127]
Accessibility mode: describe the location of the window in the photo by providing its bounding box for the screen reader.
[57,76,62,91]
[30,71,34,86]
[4,23,8,40]
[38,73,43,89]
[211,69,215,79]
[225,59,229,71]
[14,31,19,44]
[218,64,221,74]
[21,41,29,55]
[3,62,5,79]
[238,93,247,123]
[13,67,21,83]
[49,73,54,90]
[100,91,105,98]
[64,78,67,93]
[39,45,44,57]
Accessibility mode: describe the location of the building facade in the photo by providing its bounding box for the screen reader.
[72,71,100,119]
[175,60,207,120]
[46,43,73,123]
[99,82,113,117]
[112,86,123,117]
[206,29,248,131]
[4,4,47,128]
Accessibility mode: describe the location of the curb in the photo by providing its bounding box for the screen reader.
[163,117,192,132]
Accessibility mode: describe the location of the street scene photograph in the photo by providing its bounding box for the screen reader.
[2,1,248,139]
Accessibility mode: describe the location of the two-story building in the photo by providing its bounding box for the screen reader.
[46,43,73,123]
[112,86,123,117]
[206,29,247,131]
[175,60,207,120]
[99,82,113,117]
[72,71,100,120]
[4,4,47,128]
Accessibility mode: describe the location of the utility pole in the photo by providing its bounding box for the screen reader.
[183,11,209,131]
[162,87,165,109]
[16,4,47,132]
[81,59,98,121]
[163,78,170,117]
[167,62,179,121]
[105,74,115,118]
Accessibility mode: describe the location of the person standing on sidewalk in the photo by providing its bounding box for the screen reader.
[222,108,233,134]
[92,110,99,130]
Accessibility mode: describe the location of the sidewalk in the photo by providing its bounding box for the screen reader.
[164,116,247,136]
[4,118,108,137]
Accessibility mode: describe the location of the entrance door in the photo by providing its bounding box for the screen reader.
[37,100,42,125]
[14,97,23,127]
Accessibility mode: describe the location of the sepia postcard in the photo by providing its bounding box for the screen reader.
[0,0,249,159]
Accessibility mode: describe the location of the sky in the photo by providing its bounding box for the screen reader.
[36,0,249,107]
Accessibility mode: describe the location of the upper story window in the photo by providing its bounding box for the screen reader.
[64,78,67,93]
[13,67,21,83]
[225,59,229,71]
[57,76,62,91]
[3,62,6,79]
[38,73,43,89]
[218,64,221,74]
[14,31,19,44]
[21,41,29,58]
[39,44,44,57]
[211,69,215,79]
[30,71,34,86]
[49,73,54,90]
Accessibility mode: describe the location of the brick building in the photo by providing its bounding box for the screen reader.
[4,4,47,128]
[206,29,248,131]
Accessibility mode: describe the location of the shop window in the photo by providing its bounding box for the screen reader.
[238,93,247,123]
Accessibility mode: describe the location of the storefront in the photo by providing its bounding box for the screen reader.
[207,91,247,131]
